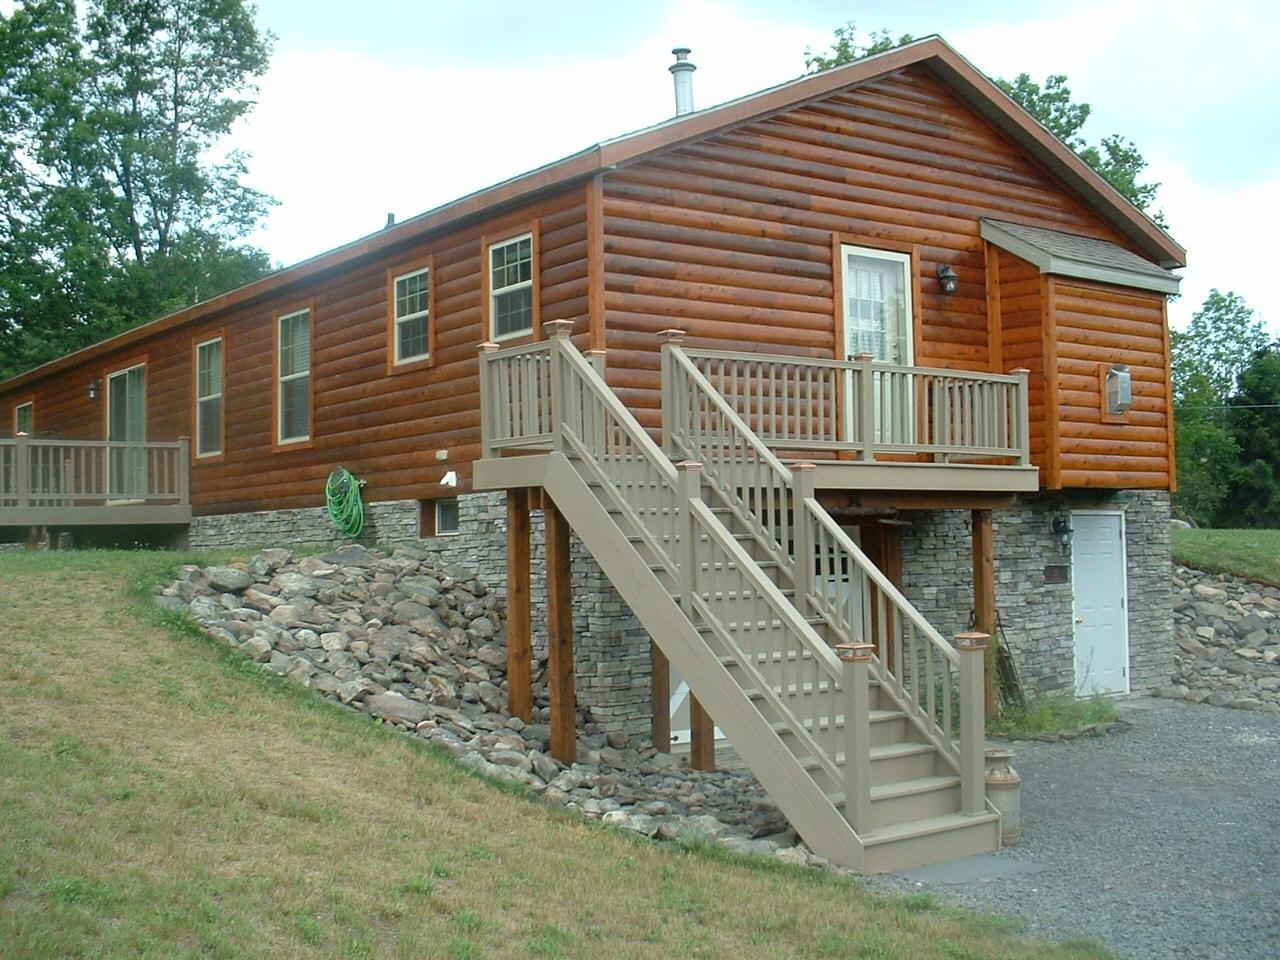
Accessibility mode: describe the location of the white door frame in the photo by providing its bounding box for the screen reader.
[107,362,147,502]
[1069,509,1131,696]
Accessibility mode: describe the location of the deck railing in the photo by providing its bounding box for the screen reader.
[685,347,1031,465]
[0,436,189,511]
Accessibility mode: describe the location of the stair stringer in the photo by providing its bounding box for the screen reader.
[541,452,867,871]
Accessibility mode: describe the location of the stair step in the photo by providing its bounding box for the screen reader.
[870,775,960,803]
[627,532,756,544]
[861,810,999,848]
[698,615,824,633]
[649,560,782,574]
[768,707,906,737]
[794,739,934,772]
[670,588,795,602]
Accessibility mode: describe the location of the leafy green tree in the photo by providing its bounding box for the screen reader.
[1218,348,1280,528]
[1170,291,1272,525]
[804,25,1163,219]
[0,0,275,382]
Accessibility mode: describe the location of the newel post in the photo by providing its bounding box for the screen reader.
[544,320,575,452]
[659,329,686,457]
[177,437,190,505]
[15,432,30,509]
[478,341,499,459]
[791,463,816,616]
[676,459,715,771]
[956,631,989,815]
[1010,368,1031,466]
[836,642,874,832]
[853,353,877,461]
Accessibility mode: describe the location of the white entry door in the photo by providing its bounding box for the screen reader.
[107,363,147,499]
[1071,512,1129,696]
[841,244,914,446]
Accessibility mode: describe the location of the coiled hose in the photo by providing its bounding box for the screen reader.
[326,466,365,539]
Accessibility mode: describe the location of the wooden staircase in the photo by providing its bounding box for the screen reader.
[476,323,1000,873]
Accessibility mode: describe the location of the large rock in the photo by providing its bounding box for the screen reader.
[366,691,430,725]
[206,566,253,593]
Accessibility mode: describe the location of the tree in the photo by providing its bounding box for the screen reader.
[803,25,1164,220]
[1170,291,1272,526]
[0,0,275,382]
[1218,348,1280,528]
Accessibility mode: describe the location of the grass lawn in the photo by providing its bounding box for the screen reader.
[1171,528,1280,584]
[0,550,1114,960]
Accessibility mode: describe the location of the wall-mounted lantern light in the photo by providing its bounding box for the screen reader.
[1051,515,1073,550]
[87,378,102,400]
[937,263,958,295]
[1106,364,1133,415]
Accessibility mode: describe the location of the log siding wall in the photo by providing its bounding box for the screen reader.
[1,186,588,514]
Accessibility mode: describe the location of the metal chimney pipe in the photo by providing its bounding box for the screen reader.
[669,47,696,116]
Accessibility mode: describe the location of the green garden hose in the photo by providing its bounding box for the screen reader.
[326,467,365,539]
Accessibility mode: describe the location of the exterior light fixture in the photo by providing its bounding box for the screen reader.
[440,470,458,488]
[937,264,958,294]
[88,378,102,400]
[1106,364,1133,415]
[1051,515,1073,550]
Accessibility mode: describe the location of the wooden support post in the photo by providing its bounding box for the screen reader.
[545,497,576,765]
[971,508,999,717]
[689,695,715,772]
[505,488,533,723]
[651,641,671,752]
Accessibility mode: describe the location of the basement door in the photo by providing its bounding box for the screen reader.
[1070,511,1130,696]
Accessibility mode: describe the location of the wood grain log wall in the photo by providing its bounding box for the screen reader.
[0,186,588,514]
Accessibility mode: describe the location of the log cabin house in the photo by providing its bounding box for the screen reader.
[0,37,1183,871]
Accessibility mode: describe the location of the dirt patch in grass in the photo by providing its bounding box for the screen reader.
[0,550,1114,959]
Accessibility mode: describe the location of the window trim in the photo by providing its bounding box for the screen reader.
[483,224,540,344]
[830,233,921,366]
[192,332,226,460]
[435,496,460,536]
[273,303,315,449]
[13,399,34,436]
[386,257,435,374]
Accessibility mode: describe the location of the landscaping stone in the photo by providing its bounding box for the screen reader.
[163,547,814,872]
[1155,566,1280,714]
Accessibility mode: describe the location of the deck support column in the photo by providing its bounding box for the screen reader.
[689,696,715,772]
[651,642,671,752]
[545,496,576,765]
[971,508,999,716]
[505,487,533,723]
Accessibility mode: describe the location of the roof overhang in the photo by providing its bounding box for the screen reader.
[981,220,1181,296]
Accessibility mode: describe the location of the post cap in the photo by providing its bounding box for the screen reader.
[674,459,703,472]
[478,341,499,353]
[1009,367,1030,375]
[955,631,989,651]
[16,431,28,438]
[835,642,874,662]
[543,319,575,338]
[853,352,876,362]
[658,328,686,344]
[792,461,816,472]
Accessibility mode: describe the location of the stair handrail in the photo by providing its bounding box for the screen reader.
[661,333,796,571]
[541,324,852,788]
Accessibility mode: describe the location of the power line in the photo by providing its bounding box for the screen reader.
[1176,404,1280,410]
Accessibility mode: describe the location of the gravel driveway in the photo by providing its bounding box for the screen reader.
[867,698,1280,959]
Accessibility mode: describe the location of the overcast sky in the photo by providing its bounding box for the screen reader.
[229,1,1277,333]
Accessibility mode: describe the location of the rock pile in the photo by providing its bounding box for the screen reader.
[159,545,814,866]
[1157,566,1280,713]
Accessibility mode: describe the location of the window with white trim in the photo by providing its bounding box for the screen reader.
[14,401,33,436]
[435,497,459,535]
[277,309,311,443]
[195,337,223,456]
[489,233,533,340]
[393,267,430,363]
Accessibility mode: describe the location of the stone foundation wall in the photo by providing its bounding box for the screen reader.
[190,492,655,737]
[898,489,1172,697]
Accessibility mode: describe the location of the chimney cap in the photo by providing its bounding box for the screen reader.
[669,47,695,74]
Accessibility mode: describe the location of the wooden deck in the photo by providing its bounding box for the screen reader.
[0,437,191,527]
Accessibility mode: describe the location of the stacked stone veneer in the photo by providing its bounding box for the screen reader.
[190,492,655,736]
[898,489,1172,696]
[190,485,1173,734]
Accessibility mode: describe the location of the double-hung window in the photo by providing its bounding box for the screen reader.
[14,401,33,436]
[393,267,430,364]
[277,308,311,444]
[195,337,223,457]
[489,233,534,341]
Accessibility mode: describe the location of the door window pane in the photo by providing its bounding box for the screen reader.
[14,402,32,435]
[844,250,911,363]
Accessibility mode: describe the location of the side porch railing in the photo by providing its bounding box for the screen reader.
[0,436,190,512]
[684,347,1031,465]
